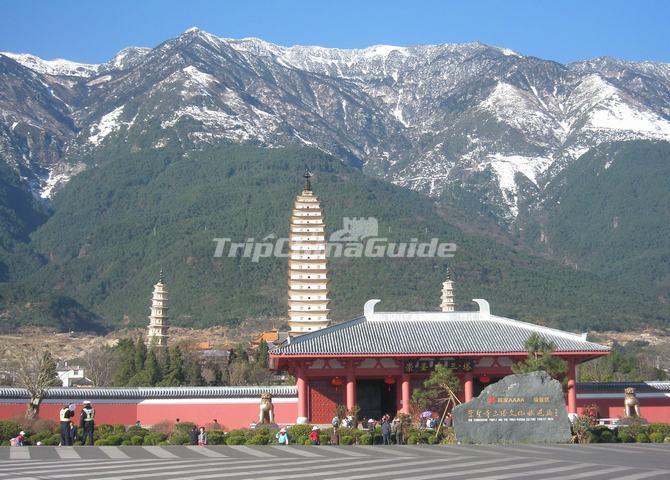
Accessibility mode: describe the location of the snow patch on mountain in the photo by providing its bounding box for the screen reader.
[483,154,552,217]
[1,52,99,77]
[182,66,218,86]
[88,106,125,145]
[40,162,87,198]
[588,100,670,137]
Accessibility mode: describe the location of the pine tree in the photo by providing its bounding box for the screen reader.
[161,346,185,386]
[184,356,205,386]
[112,338,137,386]
[512,333,568,380]
[143,349,162,386]
[134,337,147,372]
[256,341,269,368]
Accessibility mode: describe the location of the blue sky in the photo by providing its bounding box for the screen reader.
[1,0,668,64]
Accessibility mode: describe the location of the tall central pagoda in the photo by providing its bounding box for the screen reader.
[287,171,331,335]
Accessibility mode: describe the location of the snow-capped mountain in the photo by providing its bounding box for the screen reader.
[2,28,670,220]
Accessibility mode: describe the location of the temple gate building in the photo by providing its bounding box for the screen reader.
[270,298,611,424]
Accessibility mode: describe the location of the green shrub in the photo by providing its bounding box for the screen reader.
[296,435,308,445]
[636,433,650,443]
[647,424,670,438]
[664,437,670,444]
[143,432,168,445]
[304,438,311,445]
[341,435,354,445]
[406,435,418,445]
[169,431,189,445]
[226,435,246,445]
[599,430,615,443]
[246,434,270,445]
[618,430,633,443]
[649,433,664,443]
[0,420,21,442]
[319,433,329,445]
[288,424,312,439]
[174,422,196,434]
[359,434,372,445]
[208,431,226,445]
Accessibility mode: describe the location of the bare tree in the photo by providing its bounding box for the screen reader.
[13,349,60,418]
[82,345,115,387]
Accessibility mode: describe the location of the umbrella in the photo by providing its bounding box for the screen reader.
[421,411,433,418]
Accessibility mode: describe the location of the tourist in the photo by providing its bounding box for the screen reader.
[68,421,77,446]
[367,418,375,433]
[134,421,142,428]
[330,427,340,445]
[276,428,289,445]
[59,403,74,446]
[309,426,320,445]
[444,412,453,428]
[79,400,95,446]
[212,419,220,430]
[188,425,199,445]
[10,431,26,446]
[198,426,208,446]
[391,416,401,444]
[381,418,391,445]
[331,415,339,428]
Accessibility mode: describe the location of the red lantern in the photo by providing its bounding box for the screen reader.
[384,375,396,391]
[479,374,491,384]
[331,376,343,392]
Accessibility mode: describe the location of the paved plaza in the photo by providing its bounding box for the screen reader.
[1,443,669,480]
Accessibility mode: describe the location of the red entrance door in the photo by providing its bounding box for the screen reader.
[309,380,343,424]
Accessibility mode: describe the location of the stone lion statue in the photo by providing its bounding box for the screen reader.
[624,387,641,418]
[259,392,275,424]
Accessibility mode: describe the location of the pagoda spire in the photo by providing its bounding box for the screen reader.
[303,169,312,192]
[288,172,330,335]
[147,271,169,347]
[440,267,455,312]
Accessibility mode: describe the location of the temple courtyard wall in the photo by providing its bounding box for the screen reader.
[1,382,669,427]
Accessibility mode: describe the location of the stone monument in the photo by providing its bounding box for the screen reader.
[453,371,572,444]
[259,392,275,424]
[624,387,641,418]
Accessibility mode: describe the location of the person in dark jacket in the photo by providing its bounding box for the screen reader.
[188,425,199,445]
[79,401,95,446]
[381,418,392,445]
[59,404,74,446]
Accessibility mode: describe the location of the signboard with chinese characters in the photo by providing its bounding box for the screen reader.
[403,358,474,374]
[453,371,572,444]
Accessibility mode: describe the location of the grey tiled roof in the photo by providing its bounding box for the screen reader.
[577,382,670,393]
[0,386,297,399]
[272,312,610,356]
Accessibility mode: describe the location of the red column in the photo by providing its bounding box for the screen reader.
[464,373,474,402]
[401,374,411,414]
[346,361,356,410]
[296,365,308,424]
[567,360,577,414]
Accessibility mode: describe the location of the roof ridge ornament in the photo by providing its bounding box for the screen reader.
[472,298,490,318]
[364,299,381,320]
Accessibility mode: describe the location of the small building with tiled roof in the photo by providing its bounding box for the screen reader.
[270,298,610,424]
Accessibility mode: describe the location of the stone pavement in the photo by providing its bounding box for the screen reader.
[1,443,669,479]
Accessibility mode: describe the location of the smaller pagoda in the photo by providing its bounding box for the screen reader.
[440,268,455,312]
[147,270,169,347]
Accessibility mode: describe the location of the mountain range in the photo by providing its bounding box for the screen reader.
[0,29,668,332]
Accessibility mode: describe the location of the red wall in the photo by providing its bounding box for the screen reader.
[577,397,670,423]
[0,400,299,429]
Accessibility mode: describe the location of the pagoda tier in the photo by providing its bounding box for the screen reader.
[288,181,331,335]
